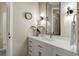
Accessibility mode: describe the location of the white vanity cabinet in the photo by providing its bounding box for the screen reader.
[27,36,77,56]
[37,41,52,56]
[52,47,77,56]
[27,38,52,56]
[27,38,39,56]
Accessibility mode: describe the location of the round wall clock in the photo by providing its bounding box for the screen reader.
[24,12,32,20]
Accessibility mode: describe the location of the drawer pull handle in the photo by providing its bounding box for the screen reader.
[38,51,42,56]
[56,54,61,56]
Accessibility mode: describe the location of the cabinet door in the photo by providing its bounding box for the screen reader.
[28,39,39,56]
[28,38,53,56]
[37,41,52,56]
[37,41,46,56]
[52,47,67,56]
[52,47,77,56]
[32,40,39,56]
[45,44,52,56]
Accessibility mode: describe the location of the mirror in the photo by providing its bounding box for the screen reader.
[38,2,60,35]
[46,2,60,35]
[38,2,77,39]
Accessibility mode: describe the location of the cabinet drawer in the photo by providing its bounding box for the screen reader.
[37,41,52,56]
[28,39,33,44]
[28,39,34,48]
[28,49,32,55]
[53,47,76,56]
[27,38,52,56]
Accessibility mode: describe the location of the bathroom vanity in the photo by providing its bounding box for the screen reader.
[27,35,77,56]
[27,2,77,56]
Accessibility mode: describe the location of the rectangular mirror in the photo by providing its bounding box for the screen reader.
[38,2,60,35]
[46,2,60,35]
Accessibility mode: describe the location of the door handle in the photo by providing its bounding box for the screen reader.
[8,32,11,39]
[9,36,11,39]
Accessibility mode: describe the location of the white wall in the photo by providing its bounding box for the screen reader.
[61,2,77,38]
[13,2,39,56]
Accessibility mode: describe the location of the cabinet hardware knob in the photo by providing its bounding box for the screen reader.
[38,51,42,56]
[56,54,60,56]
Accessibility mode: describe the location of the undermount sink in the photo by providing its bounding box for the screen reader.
[38,34,64,41]
[35,36,53,41]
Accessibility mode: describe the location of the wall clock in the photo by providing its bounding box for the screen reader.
[25,12,32,20]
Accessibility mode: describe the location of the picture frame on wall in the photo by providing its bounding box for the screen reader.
[24,12,32,20]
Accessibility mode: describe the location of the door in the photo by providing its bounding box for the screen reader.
[52,8,60,35]
[0,2,11,56]
[6,2,12,56]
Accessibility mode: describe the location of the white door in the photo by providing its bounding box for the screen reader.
[52,8,60,35]
[6,2,12,56]
[0,2,12,56]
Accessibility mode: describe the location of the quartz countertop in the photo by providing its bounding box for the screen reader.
[28,35,77,55]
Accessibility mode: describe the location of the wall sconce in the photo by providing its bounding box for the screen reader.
[40,16,44,20]
[67,7,73,15]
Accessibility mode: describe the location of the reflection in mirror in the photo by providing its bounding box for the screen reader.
[38,2,60,35]
[38,2,77,37]
[38,2,47,34]
[46,2,60,35]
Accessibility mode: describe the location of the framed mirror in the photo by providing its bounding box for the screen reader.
[39,2,60,35]
[46,2,60,35]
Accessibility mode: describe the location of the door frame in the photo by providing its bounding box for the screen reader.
[6,2,13,56]
[52,8,60,35]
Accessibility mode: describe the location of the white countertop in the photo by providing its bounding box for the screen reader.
[28,35,77,55]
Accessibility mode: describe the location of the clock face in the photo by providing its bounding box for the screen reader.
[25,12,32,20]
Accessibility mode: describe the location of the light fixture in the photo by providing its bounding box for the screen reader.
[67,7,73,15]
[40,16,44,20]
